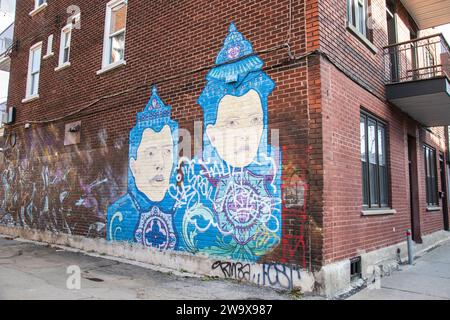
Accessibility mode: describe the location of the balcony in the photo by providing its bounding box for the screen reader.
[0,23,14,72]
[384,34,450,127]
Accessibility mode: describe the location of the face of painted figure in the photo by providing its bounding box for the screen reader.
[206,89,264,168]
[130,125,174,202]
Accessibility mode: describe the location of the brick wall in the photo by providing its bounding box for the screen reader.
[1,0,447,278]
[318,0,448,263]
[320,57,446,263]
[2,0,324,272]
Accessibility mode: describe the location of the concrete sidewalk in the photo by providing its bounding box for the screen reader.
[3,233,449,300]
[0,235,296,300]
[348,239,450,300]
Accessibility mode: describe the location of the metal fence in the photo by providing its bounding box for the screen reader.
[0,23,14,57]
[384,34,450,84]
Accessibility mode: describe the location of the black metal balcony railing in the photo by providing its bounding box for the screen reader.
[384,34,450,84]
[0,23,14,57]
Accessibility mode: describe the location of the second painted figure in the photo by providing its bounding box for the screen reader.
[107,23,282,263]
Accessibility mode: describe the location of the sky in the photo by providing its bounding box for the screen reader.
[0,2,448,104]
[439,24,450,44]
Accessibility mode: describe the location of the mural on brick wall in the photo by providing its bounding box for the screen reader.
[106,23,282,262]
[106,86,179,250]
[0,22,308,271]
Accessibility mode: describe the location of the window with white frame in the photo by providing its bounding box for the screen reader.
[30,0,47,15]
[100,0,127,70]
[34,0,47,8]
[35,0,46,9]
[347,0,370,39]
[44,34,54,58]
[57,25,72,68]
[25,42,42,99]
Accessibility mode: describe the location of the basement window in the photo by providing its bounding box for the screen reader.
[350,257,362,281]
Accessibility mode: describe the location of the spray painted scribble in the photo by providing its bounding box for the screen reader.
[211,260,302,290]
[280,156,309,267]
[0,125,125,238]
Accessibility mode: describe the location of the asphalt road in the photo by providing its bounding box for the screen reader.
[2,234,449,300]
[0,235,295,300]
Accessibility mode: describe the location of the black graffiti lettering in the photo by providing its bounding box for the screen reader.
[212,261,251,281]
[212,261,302,290]
[262,263,301,290]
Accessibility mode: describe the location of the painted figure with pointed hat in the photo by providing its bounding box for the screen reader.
[172,23,282,262]
[107,86,179,251]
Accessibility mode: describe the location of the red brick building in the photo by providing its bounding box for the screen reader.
[0,0,449,296]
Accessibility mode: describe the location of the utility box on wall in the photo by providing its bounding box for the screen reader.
[64,121,81,146]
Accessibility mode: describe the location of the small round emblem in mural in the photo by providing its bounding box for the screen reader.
[152,99,160,109]
[214,170,275,246]
[224,183,259,229]
[135,207,176,250]
[227,46,241,59]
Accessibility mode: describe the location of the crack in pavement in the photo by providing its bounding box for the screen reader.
[404,271,450,281]
[81,261,122,274]
[0,250,23,259]
[419,260,450,265]
[381,286,449,300]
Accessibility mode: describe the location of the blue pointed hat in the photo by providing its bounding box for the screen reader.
[206,23,264,84]
[134,85,173,132]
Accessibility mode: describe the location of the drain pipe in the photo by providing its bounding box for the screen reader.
[406,229,414,265]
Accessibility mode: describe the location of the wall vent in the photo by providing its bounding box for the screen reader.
[350,256,362,281]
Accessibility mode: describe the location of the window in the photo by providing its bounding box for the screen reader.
[35,0,46,8]
[347,0,377,52]
[99,0,127,73]
[44,34,54,58]
[30,0,47,16]
[24,42,42,100]
[386,1,399,82]
[348,0,368,36]
[361,112,389,209]
[424,145,439,207]
[57,25,72,69]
